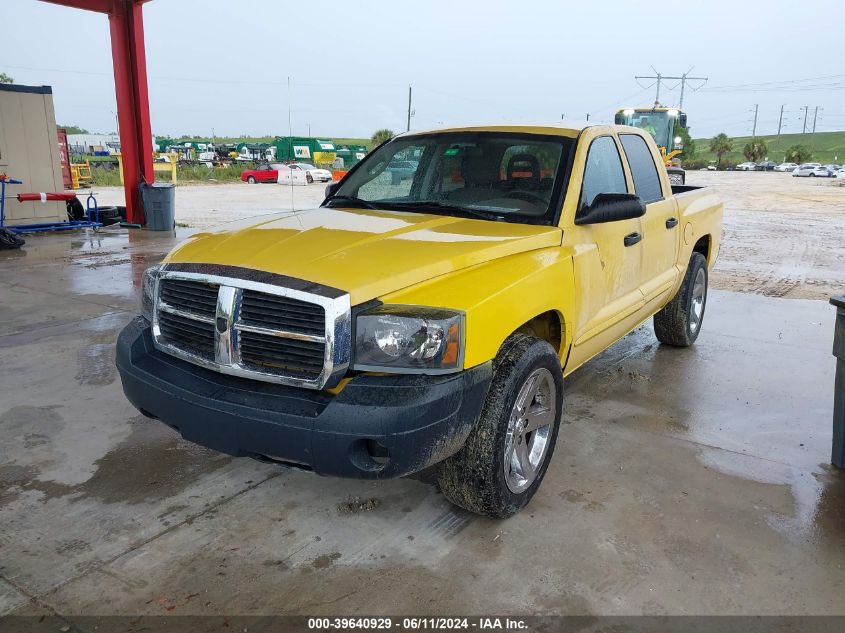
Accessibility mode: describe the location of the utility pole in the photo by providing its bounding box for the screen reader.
[777,105,784,142]
[586,113,590,121]
[751,104,759,139]
[407,85,412,132]
[307,123,311,137]
[802,106,809,134]
[655,72,662,106]
[811,106,820,149]
[635,69,707,108]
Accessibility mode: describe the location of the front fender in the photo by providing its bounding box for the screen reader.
[380,247,576,369]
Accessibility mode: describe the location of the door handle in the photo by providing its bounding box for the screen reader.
[624,232,642,247]
[665,217,679,229]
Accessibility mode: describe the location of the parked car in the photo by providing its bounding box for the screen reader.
[755,161,776,171]
[735,162,757,171]
[289,163,333,183]
[117,122,723,518]
[823,164,840,173]
[241,162,281,184]
[774,162,798,172]
[792,164,834,177]
[836,168,845,179]
[386,160,419,184]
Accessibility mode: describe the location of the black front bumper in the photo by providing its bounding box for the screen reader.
[115,317,492,479]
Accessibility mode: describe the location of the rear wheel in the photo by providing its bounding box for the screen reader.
[438,334,563,518]
[306,173,314,184]
[653,252,708,346]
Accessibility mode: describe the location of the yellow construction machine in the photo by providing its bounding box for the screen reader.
[615,106,687,185]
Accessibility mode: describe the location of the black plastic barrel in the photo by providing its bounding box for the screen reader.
[139,182,175,231]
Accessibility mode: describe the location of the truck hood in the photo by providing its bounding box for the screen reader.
[165,206,562,305]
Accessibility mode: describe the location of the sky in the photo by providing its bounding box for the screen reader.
[2,0,844,141]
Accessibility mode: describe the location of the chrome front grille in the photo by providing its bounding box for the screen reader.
[239,331,326,379]
[160,278,218,318]
[240,290,325,336]
[151,267,351,389]
[157,309,215,359]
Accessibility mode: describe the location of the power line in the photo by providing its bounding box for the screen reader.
[704,73,845,91]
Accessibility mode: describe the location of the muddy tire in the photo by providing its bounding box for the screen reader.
[437,334,563,518]
[653,252,708,346]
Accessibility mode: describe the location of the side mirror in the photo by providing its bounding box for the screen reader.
[679,113,688,128]
[575,193,645,225]
[324,181,341,199]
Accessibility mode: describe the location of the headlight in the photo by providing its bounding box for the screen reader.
[140,265,162,322]
[354,306,463,374]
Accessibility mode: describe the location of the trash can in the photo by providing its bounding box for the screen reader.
[831,295,845,469]
[139,182,175,231]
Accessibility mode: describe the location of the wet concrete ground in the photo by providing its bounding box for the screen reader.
[0,226,843,617]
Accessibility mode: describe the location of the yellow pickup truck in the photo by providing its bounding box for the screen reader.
[116,122,723,517]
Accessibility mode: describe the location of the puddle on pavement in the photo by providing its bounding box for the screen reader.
[697,447,845,548]
[0,411,231,506]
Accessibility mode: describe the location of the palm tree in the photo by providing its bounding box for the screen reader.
[785,144,812,164]
[709,133,733,169]
[371,129,395,146]
[743,139,768,162]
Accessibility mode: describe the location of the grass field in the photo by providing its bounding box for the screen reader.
[692,130,845,165]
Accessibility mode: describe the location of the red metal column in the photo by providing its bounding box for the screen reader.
[108,0,153,225]
[41,0,154,225]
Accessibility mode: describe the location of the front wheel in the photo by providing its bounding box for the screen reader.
[247,176,256,184]
[653,252,708,346]
[438,334,563,518]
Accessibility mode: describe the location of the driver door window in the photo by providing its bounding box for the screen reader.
[578,136,628,215]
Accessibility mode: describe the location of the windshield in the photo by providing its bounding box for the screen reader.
[327,132,572,223]
[296,163,316,169]
[627,111,672,148]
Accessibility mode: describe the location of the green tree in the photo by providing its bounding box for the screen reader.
[0,73,13,84]
[743,139,768,162]
[785,144,812,164]
[371,129,395,146]
[59,124,90,134]
[709,133,733,169]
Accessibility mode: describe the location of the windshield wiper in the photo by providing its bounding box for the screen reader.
[388,200,504,221]
[324,195,380,210]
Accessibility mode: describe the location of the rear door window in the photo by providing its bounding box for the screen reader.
[620,134,663,203]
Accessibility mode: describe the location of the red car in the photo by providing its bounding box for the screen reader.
[241,162,280,184]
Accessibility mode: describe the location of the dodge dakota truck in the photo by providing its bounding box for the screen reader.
[116,122,723,517]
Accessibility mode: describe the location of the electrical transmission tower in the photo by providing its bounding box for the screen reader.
[635,67,708,108]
